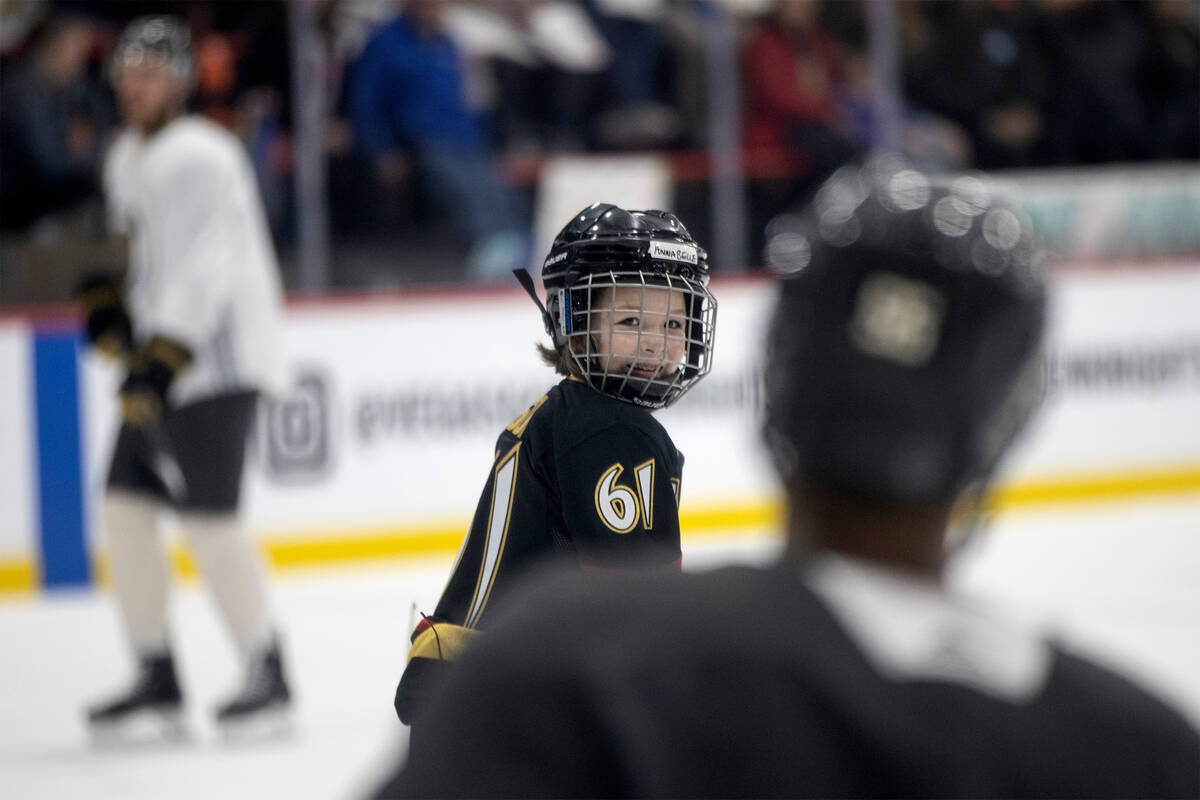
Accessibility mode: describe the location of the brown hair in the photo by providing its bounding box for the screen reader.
[536,342,583,378]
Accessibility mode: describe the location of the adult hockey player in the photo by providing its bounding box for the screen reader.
[393,203,717,725]
[381,160,1200,797]
[81,16,290,737]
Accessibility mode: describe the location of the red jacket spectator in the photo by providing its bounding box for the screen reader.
[742,10,844,150]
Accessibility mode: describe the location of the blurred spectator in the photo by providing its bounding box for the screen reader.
[347,0,528,282]
[741,0,859,184]
[1140,0,1200,160]
[522,0,611,150]
[0,0,48,55]
[903,0,1052,170]
[446,1,610,154]
[239,86,291,244]
[193,29,239,125]
[320,0,395,248]
[586,0,680,149]
[225,2,294,244]
[741,0,861,258]
[832,48,970,173]
[1037,0,1155,164]
[658,1,707,151]
[820,2,971,174]
[0,13,114,233]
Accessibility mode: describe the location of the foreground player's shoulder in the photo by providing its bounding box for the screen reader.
[1037,646,1200,795]
[1048,644,1200,749]
[491,565,787,653]
[462,567,836,699]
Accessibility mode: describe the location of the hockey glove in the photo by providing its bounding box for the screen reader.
[395,618,481,725]
[120,336,193,426]
[75,272,133,360]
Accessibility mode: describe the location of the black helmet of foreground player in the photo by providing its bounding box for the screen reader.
[763,158,1047,506]
[523,203,717,409]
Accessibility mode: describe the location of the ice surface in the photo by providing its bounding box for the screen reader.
[2,499,1197,799]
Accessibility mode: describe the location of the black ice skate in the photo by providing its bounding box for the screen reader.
[215,641,292,740]
[87,652,186,743]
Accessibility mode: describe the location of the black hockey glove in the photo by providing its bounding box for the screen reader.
[75,272,133,360]
[120,336,193,426]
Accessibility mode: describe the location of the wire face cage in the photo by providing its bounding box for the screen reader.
[561,269,717,409]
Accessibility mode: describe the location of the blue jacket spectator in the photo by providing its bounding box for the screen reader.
[348,12,482,156]
[346,5,527,283]
[0,15,114,231]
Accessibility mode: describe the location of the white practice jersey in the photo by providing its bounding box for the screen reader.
[104,116,286,405]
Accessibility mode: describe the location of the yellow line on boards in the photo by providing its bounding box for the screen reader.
[988,466,1200,510]
[266,527,467,566]
[2,465,1199,595]
[0,561,36,593]
[681,501,781,533]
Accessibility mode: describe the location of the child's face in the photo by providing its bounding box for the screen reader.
[589,285,689,379]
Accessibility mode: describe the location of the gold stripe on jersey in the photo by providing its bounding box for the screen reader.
[670,477,681,507]
[465,442,522,628]
[635,459,655,529]
[505,394,549,438]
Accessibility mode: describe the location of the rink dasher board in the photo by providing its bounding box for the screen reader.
[1,263,1198,593]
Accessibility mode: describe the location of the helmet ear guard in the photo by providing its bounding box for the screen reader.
[511,268,578,349]
[550,287,576,348]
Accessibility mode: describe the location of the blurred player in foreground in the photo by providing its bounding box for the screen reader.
[381,160,1200,797]
[80,16,290,739]
[393,204,717,725]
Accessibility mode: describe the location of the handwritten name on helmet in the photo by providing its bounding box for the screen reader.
[650,240,698,265]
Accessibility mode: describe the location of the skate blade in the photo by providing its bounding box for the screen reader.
[88,708,189,748]
[217,705,294,744]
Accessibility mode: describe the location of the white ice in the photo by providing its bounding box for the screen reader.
[3,497,1198,799]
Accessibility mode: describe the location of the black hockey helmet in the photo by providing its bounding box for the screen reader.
[110,16,193,83]
[763,157,1047,506]
[519,203,717,409]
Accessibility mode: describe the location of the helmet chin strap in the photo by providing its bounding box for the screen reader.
[513,268,553,337]
[599,374,672,403]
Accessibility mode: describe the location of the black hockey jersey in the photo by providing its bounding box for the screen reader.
[386,558,1200,799]
[393,378,685,724]
[431,377,685,630]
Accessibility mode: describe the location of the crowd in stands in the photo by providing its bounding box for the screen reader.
[1,0,1197,294]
